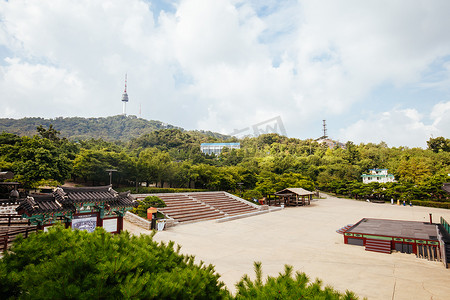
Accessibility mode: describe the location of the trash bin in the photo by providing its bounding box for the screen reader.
[157,220,165,231]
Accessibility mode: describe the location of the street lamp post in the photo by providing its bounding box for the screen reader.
[237,182,244,198]
[105,169,118,186]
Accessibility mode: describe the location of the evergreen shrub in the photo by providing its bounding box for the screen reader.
[132,196,166,219]
[234,262,361,299]
[242,189,262,201]
[0,226,228,299]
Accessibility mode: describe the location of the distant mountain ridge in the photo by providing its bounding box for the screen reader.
[0,115,229,141]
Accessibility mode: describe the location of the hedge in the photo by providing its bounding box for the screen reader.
[116,187,210,194]
[411,200,450,209]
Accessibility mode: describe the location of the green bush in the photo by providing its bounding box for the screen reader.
[132,196,166,219]
[0,229,363,299]
[234,262,361,299]
[411,200,450,209]
[0,226,228,299]
[117,187,210,194]
[242,189,262,201]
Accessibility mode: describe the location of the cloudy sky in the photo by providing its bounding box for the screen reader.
[0,0,449,148]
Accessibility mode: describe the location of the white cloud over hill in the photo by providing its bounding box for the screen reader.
[0,0,449,147]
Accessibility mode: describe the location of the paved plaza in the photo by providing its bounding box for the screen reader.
[124,194,450,299]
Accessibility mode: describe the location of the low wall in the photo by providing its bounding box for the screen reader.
[124,212,152,230]
[0,202,20,215]
[124,212,176,231]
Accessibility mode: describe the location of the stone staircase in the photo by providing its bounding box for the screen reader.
[157,194,225,223]
[187,192,259,216]
[151,192,260,224]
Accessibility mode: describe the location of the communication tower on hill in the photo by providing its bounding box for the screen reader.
[121,74,129,115]
[322,119,328,139]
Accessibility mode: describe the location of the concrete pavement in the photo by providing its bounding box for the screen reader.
[124,194,450,299]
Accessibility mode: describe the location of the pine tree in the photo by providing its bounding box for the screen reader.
[0,226,228,299]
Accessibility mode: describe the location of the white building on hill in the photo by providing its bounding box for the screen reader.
[200,143,240,156]
[361,169,396,184]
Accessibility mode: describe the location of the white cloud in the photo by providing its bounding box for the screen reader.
[0,0,449,147]
[0,58,86,117]
[338,101,450,148]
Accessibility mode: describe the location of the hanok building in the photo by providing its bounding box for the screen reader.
[343,218,450,267]
[16,186,137,233]
[0,171,14,181]
[272,188,314,206]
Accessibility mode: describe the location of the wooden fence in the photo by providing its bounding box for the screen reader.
[0,214,30,226]
[0,225,38,252]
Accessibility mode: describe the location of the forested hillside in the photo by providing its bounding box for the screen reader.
[0,124,449,208]
[0,115,229,141]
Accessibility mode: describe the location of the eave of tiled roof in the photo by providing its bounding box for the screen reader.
[16,194,75,215]
[17,186,137,216]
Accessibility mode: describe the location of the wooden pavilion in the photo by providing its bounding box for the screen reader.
[273,188,314,206]
[16,185,137,233]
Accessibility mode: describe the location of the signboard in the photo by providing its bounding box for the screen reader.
[72,214,97,232]
[103,218,118,233]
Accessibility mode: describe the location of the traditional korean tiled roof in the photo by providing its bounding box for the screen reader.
[16,194,75,216]
[54,185,121,204]
[16,186,137,216]
[443,183,450,194]
[108,192,138,208]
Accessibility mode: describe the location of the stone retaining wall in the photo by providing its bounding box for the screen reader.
[124,212,152,230]
[124,212,175,231]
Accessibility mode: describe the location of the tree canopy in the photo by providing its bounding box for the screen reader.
[0,123,448,206]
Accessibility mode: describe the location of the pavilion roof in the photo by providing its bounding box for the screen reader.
[16,194,74,216]
[274,188,314,196]
[443,183,450,194]
[16,186,137,216]
[54,185,122,204]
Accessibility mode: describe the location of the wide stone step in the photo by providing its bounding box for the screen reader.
[223,208,257,214]
[169,211,225,222]
[208,203,256,211]
[160,207,217,215]
[210,203,255,210]
[161,201,199,206]
[195,197,231,201]
[205,202,251,207]
[159,198,193,202]
[176,214,223,223]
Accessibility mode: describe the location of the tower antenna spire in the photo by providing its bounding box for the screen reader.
[322,120,328,139]
[121,74,129,115]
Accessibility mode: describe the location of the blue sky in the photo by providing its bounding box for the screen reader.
[0,0,449,148]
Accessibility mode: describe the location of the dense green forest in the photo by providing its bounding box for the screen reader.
[0,115,229,141]
[0,124,449,208]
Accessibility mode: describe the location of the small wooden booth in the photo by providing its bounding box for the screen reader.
[16,185,137,234]
[273,188,314,207]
